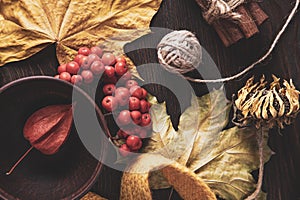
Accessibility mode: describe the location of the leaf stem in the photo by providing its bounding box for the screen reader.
[6,146,34,176]
[245,127,265,200]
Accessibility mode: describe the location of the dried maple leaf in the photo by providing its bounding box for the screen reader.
[0,0,162,77]
[144,88,273,200]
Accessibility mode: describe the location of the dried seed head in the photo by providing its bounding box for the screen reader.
[233,75,300,129]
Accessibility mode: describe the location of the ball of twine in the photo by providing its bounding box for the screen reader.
[157,30,202,74]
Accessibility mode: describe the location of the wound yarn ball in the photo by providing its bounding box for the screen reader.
[157,30,202,74]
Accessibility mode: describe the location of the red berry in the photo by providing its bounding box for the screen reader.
[81,57,91,69]
[140,100,150,113]
[117,129,129,138]
[118,71,132,84]
[90,60,105,75]
[129,96,140,110]
[81,70,94,84]
[57,64,67,74]
[59,72,71,82]
[141,88,148,99]
[102,96,118,112]
[116,56,126,63]
[119,144,131,157]
[104,66,115,78]
[117,110,131,126]
[102,53,116,65]
[115,62,128,76]
[88,53,101,61]
[90,46,103,57]
[54,74,60,79]
[103,84,116,96]
[140,113,151,126]
[81,54,101,69]
[66,61,80,75]
[78,47,90,56]
[126,80,138,89]
[71,75,83,85]
[126,135,142,151]
[131,110,142,125]
[73,54,86,66]
[130,86,143,99]
[114,87,130,107]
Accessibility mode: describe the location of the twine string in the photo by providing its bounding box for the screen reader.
[185,0,300,83]
[203,0,245,24]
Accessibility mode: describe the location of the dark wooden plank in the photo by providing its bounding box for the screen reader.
[0,0,299,199]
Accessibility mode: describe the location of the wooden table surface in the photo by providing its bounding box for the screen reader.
[1,0,300,199]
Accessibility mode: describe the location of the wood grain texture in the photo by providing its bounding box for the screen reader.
[0,0,299,199]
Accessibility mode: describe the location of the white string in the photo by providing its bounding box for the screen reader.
[186,0,300,83]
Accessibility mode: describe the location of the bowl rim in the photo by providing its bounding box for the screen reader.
[0,75,106,200]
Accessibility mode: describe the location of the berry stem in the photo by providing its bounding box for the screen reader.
[6,146,34,176]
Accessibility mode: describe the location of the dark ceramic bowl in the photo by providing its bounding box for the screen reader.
[0,76,106,200]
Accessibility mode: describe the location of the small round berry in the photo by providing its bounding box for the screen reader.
[119,144,131,157]
[54,74,60,79]
[131,110,142,125]
[126,80,138,89]
[71,75,83,85]
[141,88,148,99]
[117,110,131,126]
[81,54,101,69]
[103,84,116,96]
[102,96,118,112]
[130,86,143,99]
[140,99,150,113]
[78,47,90,56]
[90,46,103,57]
[81,70,94,84]
[129,96,140,111]
[73,54,86,66]
[115,61,128,76]
[57,64,67,74]
[116,56,126,64]
[59,72,71,82]
[114,87,130,107]
[102,53,116,65]
[90,60,105,75]
[104,66,115,78]
[126,135,142,151]
[140,113,151,126]
[66,61,80,75]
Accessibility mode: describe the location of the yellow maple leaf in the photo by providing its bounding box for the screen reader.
[0,0,162,70]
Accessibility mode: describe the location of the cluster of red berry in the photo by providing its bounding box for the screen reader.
[102,76,152,156]
[54,46,128,85]
[54,46,152,156]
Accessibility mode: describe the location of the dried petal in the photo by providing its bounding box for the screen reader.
[268,92,277,118]
[262,92,271,120]
[23,104,73,155]
[272,88,285,117]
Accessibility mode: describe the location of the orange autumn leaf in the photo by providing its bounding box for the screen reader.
[0,0,162,74]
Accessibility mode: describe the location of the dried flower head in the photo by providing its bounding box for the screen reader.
[233,75,300,129]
